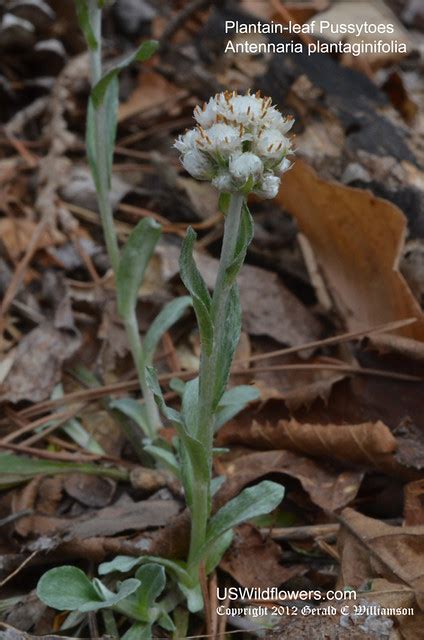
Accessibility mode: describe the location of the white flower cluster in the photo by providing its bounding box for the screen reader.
[174,91,294,199]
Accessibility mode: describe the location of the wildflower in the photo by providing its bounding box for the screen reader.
[174,91,294,198]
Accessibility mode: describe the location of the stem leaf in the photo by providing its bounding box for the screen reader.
[75,0,98,50]
[86,75,119,191]
[206,480,285,546]
[91,40,159,109]
[224,202,254,287]
[180,228,213,355]
[117,218,162,319]
[214,385,260,431]
[212,284,241,408]
[144,296,192,365]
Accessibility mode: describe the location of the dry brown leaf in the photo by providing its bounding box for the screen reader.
[219,418,399,471]
[220,523,305,588]
[0,322,81,403]
[278,161,424,341]
[337,507,424,610]
[118,70,187,122]
[215,450,362,512]
[0,219,64,260]
[404,479,424,526]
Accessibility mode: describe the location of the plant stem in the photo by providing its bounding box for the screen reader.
[187,192,244,579]
[86,1,162,436]
[87,1,120,274]
[125,311,162,439]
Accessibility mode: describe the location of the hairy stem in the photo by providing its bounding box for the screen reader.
[187,192,244,578]
[86,1,161,435]
[125,311,162,439]
[87,1,120,273]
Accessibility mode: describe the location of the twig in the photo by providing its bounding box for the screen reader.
[265,523,340,541]
[159,0,212,51]
[0,551,39,588]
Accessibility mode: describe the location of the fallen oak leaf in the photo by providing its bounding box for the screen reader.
[218,419,399,471]
[337,507,424,609]
[278,160,424,341]
[220,523,305,588]
[215,449,362,512]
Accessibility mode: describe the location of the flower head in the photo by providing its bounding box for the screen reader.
[174,90,294,198]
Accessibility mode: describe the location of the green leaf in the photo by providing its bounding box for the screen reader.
[91,40,159,109]
[224,202,254,287]
[99,555,142,576]
[214,385,260,431]
[86,75,119,192]
[0,453,128,482]
[205,529,233,575]
[179,228,213,356]
[133,564,166,618]
[88,578,141,612]
[144,444,180,477]
[146,367,209,506]
[212,284,241,409]
[144,296,192,365]
[206,481,285,546]
[110,398,149,437]
[178,583,203,613]
[75,0,97,50]
[37,566,100,611]
[181,377,199,436]
[117,218,162,319]
[122,623,152,640]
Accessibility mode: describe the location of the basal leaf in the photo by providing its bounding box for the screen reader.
[122,623,152,640]
[133,564,166,617]
[37,566,100,611]
[116,218,161,319]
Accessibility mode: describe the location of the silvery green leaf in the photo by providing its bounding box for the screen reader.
[144,296,192,365]
[179,227,213,356]
[143,445,180,477]
[75,0,97,50]
[224,202,254,286]
[178,583,203,613]
[214,385,260,431]
[91,40,159,109]
[86,76,119,191]
[122,622,152,640]
[109,398,149,436]
[116,218,161,319]
[99,555,142,576]
[146,367,208,505]
[205,481,285,547]
[205,529,233,575]
[37,567,141,614]
[133,564,166,617]
[37,566,100,611]
[181,377,199,436]
[88,578,141,612]
[212,284,241,408]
